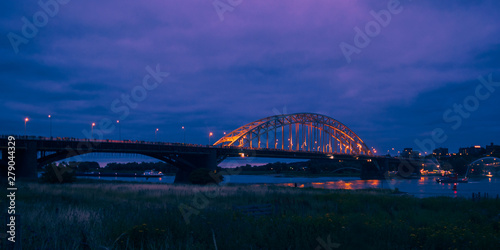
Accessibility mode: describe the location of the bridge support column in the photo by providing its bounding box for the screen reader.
[15,141,38,180]
[361,158,389,180]
[174,150,217,184]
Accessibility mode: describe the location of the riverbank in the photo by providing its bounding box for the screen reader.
[5,181,500,249]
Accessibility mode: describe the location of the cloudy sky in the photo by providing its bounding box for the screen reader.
[1,0,499,155]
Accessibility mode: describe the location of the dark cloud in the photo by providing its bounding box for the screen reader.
[1,0,499,153]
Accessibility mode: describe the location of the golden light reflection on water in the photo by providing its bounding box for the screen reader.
[278,179,385,190]
[281,183,307,188]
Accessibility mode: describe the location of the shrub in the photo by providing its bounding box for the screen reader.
[40,162,76,183]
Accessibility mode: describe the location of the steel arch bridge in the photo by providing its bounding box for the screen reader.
[214,113,372,155]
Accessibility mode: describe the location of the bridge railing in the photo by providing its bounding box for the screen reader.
[0,135,382,158]
[0,135,211,148]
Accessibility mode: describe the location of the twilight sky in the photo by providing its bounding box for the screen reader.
[1,0,500,155]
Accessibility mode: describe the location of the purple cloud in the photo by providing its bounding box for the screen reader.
[1,0,499,153]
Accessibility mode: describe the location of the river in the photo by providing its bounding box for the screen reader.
[78,175,500,198]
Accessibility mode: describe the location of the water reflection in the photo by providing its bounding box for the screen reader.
[274,176,500,198]
[79,174,500,198]
[418,177,425,184]
[279,179,383,190]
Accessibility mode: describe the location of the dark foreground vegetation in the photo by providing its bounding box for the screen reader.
[4,181,500,249]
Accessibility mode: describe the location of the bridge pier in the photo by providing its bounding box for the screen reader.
[361,158,389,180]
[173,151,217,184]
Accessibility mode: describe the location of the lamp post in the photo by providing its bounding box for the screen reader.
[182,126,185,144]
[155,128,159,142]
[91,123,95,140]
[24,117,29,137]
[209,132,213,145]
[117,120,121,141]
[48,115,52,138]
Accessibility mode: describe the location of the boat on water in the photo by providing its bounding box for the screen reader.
[436,173,468,183]
[143,170,164,177]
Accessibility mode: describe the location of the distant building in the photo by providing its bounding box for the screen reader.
[400,148,413,158]
[400,148,420,159]
[458,145,485,156]
[433,148,448,158]
[486,143,500,156]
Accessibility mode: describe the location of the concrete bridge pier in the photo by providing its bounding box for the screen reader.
[361,158,389,180]
[173,150,217,183]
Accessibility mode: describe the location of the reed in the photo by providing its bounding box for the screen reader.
[6,180,500,249]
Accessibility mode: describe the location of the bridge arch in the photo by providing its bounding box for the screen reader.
[214,113,372,155]
[37,151,172,168]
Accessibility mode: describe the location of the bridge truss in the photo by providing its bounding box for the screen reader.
[213,113,372,155]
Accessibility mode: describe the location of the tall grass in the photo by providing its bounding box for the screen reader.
[5,180,500,249]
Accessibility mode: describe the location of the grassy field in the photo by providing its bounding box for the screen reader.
[2,180,500,249]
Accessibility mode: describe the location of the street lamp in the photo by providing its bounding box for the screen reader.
[91,123,95,139]
[182,126,185,144]
[117,120,121,141]
[209,132,213,145]
[24,117,29,137]
[155,128,159,142]
[48,115,52,138]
